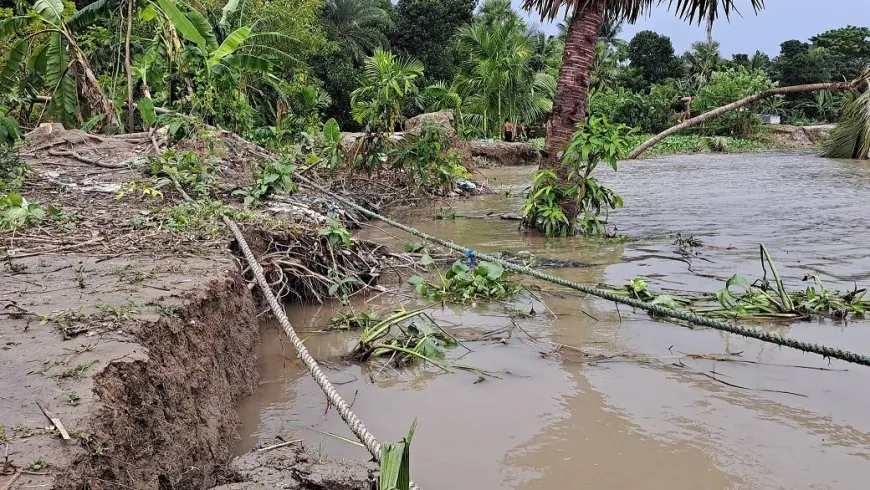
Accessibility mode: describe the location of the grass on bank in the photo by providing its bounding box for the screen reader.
[530,134,774,158]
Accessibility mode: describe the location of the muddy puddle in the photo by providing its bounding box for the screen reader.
[236,152,870,489]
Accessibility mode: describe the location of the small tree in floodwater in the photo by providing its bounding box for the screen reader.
[522,115,632,237]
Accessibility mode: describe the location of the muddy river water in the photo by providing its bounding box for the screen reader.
[236,152,870,489]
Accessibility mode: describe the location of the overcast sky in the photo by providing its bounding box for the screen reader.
[513,0,870,57]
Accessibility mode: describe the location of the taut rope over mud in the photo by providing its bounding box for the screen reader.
[171,175,415,487]
[293,174,870,369]
[222,216,422,489]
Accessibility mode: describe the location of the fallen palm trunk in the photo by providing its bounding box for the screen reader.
[626,81,857,160]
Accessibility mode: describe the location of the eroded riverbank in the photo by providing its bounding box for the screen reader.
[236,152,870,489]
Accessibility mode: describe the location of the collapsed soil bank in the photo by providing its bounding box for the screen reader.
[2,125,391,489]
[1,235,378,489]
[0,249,258,489]
[61,270,260,489]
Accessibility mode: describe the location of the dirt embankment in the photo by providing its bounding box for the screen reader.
[467,140,541,167]
[1,126,385,489]
[757,124,835,148]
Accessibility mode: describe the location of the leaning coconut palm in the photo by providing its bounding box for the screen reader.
[824,72,870,160]
[521,0,764,172]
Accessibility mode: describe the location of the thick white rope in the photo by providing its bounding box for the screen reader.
[222,216,420,489]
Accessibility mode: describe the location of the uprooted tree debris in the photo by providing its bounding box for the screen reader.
[0,118,488,489]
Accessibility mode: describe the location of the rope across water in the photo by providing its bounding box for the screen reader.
[295,174,870,368]
[223,216,422,490]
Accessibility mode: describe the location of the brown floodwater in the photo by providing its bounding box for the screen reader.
[236,152,870,489]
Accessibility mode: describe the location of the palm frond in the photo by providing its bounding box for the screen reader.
[45,32,77,126]
[33,0,65,23]
[824,86,870,159]
[183,4,219,50]
[209,25,251,64]
[667,0,765,25]
[242,44,299,67]
[224,53,272,71]
[219,0,241,28]
[157,0,208,51]
[522,0,655,23]
[247,32,299,49]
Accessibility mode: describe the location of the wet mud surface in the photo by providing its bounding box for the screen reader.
[236,152,870,489]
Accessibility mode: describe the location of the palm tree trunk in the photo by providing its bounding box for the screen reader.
[541,0,604,174]
[125,0,134,133]
[626,81,855,159]
[706,12,714,43]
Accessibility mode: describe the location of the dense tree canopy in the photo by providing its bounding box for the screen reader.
[0,0,864,146]
[810,26,870,81]
[391,0,477,83]
[627,30,684,89]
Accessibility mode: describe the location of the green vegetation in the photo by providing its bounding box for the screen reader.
[522,116,631,237]
[351,48,424,132]
[380,419,417,490]
[604,245,868,321]
[625,133,771,157]
[59,361,97,380]
[149,151,216,198]
[824,80,870,159]
[0,191,55,229]
[409,260,520,303]
[318,218,352,249]
[233,156,298,206]
[347,307,460,371]
[391,124,470,193]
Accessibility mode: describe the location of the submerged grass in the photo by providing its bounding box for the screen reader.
[346,307,462,372]
[626,134,772,157]
[604,244,867,321]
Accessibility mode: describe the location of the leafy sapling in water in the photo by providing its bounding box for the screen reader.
[522,116,632,237]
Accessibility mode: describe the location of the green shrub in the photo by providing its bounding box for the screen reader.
[391,123,469,193]
[0,107,21,147]
[149,151,216,198]
[521,116,631,237]
[0,192,58,230]
[587,84,679,134]
[233,156,298,206]
[695,68,776,137]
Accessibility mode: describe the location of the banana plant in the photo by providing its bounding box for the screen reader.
[137,0,296,126]
[0,0,119,130]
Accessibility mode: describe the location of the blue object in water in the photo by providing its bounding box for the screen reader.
[464,249,477,267]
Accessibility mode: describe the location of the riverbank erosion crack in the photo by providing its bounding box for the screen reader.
[56,270,260,489]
